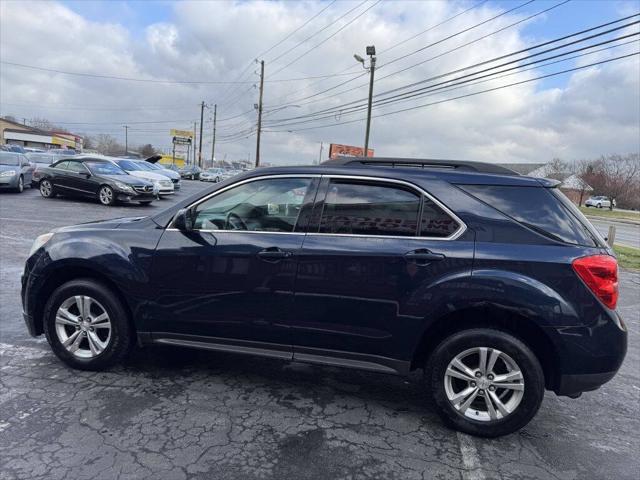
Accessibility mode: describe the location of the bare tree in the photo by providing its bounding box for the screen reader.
[140,144,156,157]
[581,154,640,210]
[28,117,55,131]
[95,134,123,156]
[545,157,568,181]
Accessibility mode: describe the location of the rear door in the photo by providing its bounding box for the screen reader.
[290,176,474,373]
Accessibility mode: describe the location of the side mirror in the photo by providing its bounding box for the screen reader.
[80,171,91,178]
[173,208,195,231]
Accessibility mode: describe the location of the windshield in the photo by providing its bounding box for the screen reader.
[26,153,55,164]
[0,152,20,165]
[86,161,126,175]
[145,163,162,170]
[132,161,155,171]
[114,159,142,171]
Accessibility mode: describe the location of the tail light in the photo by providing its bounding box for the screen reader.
[572,254,618,309]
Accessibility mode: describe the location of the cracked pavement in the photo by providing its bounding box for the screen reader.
[1,182,638,480]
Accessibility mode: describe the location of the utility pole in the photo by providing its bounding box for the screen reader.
[364,47,376,157]
[211,104,217,165]
[124,125,129,153]
[255,60,265,168]
[354,46,376,157]
[318,142,323,165]
[193,121,197,165]
[198,101,205,168]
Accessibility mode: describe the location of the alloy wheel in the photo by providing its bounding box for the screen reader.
[17,176,24,192]
[40,180,52,197]
[54,295,112,359]
[99,186,113,205]
[444,347,525,422]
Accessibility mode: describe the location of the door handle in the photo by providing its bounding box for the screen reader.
[404,249,445,265]
[257,247,293,262]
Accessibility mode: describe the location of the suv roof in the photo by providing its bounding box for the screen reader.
[323,156,519,176]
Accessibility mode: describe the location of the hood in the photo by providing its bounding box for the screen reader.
[103,174,153,186]
[128,170,171,181]
[158,169,180,180]
[54,216,149,233]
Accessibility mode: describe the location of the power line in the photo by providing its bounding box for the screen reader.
[268,0,382,79]
[267,0,368,66]
[259,0,339,59]
[262,52,639,133]
[268,0,561,110]
[0,61,363,85]
[264,18,640,125]
[267,0,490,106]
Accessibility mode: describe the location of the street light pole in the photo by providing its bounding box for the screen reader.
[255,60,265,168]
[123,125,129,153]
[355,46,376,157]
[364,54,375,157]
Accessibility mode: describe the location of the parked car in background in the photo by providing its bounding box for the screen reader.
[27,152,58,187]
[21,157,626,437]
[36,156,156,206]
[163,164,181,173]
[0,151,33,192]
[179,164,201,180]
[140,160,181,189]
[199,168,231,183]
[585,195,616,208]
[50,149,77,156]
[1,144,26,153]
[108,158,174,196]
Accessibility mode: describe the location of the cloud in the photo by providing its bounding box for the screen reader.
[1,0,638,165]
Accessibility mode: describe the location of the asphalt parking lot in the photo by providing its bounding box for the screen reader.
[1,183,638,480]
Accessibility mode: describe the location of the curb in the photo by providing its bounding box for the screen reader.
[585,215,640,226]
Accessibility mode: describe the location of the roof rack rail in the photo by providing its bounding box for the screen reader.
[322,156,519,176]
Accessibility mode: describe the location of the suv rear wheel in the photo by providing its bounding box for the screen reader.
[43,279,133,370]
[427,328,544,437]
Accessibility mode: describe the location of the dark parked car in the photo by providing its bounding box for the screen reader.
[21,158,626,437]
[0,151,33,192]
[36,156,156,206]
[179,164,201,179]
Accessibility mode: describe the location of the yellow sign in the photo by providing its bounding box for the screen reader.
[170,129,193,138]
[51,135,76,147]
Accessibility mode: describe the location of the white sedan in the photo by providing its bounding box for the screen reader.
[585,196,616,209]
[108,158,174,196]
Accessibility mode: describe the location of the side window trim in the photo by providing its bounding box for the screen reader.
[309,174,466,241]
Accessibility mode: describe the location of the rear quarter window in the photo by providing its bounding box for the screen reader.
[459,184,600,247]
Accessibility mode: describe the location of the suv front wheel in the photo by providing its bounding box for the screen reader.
[43,279,133,370]
[427,328,544,437]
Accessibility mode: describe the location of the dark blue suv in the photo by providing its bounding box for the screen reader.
[21,157,627,437]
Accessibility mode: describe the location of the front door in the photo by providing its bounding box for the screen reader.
[147,176,318,357]
[291,177,474,372]
[65,161,98,196]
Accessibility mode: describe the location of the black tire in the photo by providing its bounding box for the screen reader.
[427,328,544,438]
[39,179,56,198]
[98,185,116,206]
[14,175,24,193]
[597,203,602,208]
[42,279,134,371]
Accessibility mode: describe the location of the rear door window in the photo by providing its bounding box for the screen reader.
[319,181,420,237]
[459,185,599,246]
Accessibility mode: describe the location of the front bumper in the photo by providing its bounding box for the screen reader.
[0,175,19,188]
[556,370,619,396]
[116,190,156,202]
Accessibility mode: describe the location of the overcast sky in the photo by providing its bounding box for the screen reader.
[1,0,638,165]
